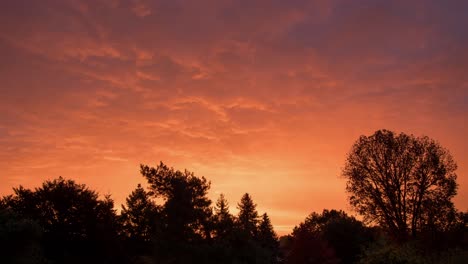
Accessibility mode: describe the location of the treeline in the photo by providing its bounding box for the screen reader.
[1,162,466,264]
[0,162,279,264]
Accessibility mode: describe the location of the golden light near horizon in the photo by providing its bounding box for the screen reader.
[1,0,467,235]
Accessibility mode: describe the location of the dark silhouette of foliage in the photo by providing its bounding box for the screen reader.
[1,177,122,264]
[140,162,213,262]
[237,193,259,238]
[415,210,468,252]
[257,213,280,263]
[0,156,465,264]
[342,129,458,241]
[0,208,46,264]
[286,225,339,264]
[258,213,278,248]
[208,193,237,262]
[312,210,374,263]
[285,209,373,264]
[120,183,160,257]
[213,193,235,240]
[233,193,280,264]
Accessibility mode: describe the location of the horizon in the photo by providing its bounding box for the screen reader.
[1,0,467,236]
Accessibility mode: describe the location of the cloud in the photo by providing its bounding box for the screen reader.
[132,0,152,17]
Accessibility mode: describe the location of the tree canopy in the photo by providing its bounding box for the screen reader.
[286,209,373,264]
[140,162,212,243]
[1,177,120,263]
[120,183,160,256]
[342,129,458,240]
[0,155,465,264]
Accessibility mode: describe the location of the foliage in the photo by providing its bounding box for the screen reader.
[120,184,160,256]
[342,129,458,240]
[237,193,259,238]
[0,208,46,264]
[1,177,122,263]
[257,213,280,263]
[286,225,339,264]
[213,193,235,240]
[141,162,212,242]
[285,209,374,264]
[140,162,213,262]
[358,237,468,264]
[0,154,465,264]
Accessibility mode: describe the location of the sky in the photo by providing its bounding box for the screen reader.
[0,0,467,235]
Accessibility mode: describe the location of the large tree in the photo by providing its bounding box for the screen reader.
[342,129,458,240]
[2,177,121,263]
[120,184,160,256]
[140,162,212,243]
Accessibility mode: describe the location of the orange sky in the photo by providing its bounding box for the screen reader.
[0,0,467,235]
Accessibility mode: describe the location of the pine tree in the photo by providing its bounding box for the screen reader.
[120,184,159,242]
[213,194,234,240]
[237,193,259,238]
[214,194,230,218]
[257,213,280,263]
[258,213,278,249]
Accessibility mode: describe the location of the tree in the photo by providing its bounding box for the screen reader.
[285,209,373,264]
[342,129,458,240]
[120,184,160,256]
[234,193,263,263]
[257,213,279,263]
[258,213,278,248]
[140,162,212,242]
[286,224,338,264]
[212,193,234,240]
[140,162,213,263]
[237,193,259,238]
[2,177,121,263]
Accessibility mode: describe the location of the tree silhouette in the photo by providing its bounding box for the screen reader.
[140,162,212,241]
[140,162,213,262]
[302,210,373,263]
[213,193,234,240]
[2,177,121,263]
[234,193,263,263]
[257,213,279,263]
[237,193,259,238]
[0,154,465,264]
[120,184,160,256]
[286,225,338,264]
[342,129,458,241]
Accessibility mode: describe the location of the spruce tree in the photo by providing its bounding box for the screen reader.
[237,193,259,238]
[213,194,234,240]
[257,213,279,263]
[120,184,159,243]
[258,213,278,248]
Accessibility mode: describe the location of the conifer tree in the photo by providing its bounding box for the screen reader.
[258,213,278,249]
[213,193,234,240]
[120,184,159,242]
[257,213,280,263]
[237,193,259,238]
